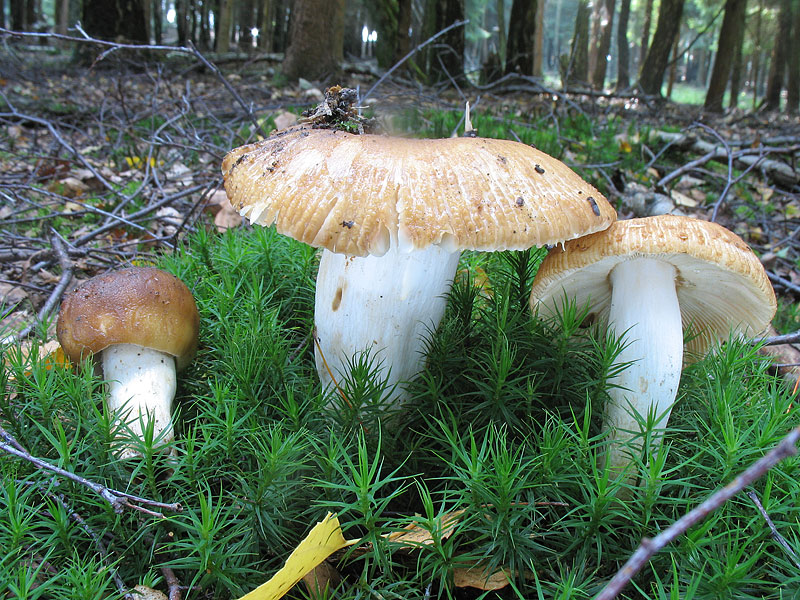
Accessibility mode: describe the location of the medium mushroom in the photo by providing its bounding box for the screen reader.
[222,126,615,404]
[529,215,776,474]
[57,267,199,458]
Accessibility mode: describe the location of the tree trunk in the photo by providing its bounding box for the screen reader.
[787,0,800,113]
[704,0,747,112]
[24,0,34,29]
[10,0,24,29]
[257,0,272,51]
[496,0,507,66]
[82,0,147,42]
[175,0,188,45]
[283,0,345,81]
[142,0,151,42]
[533,0,544,76]
[152,0,162,44]
[751,0,764,108]
[429,0,465,82]
[728,16,745,109]
[216,0,233,52]
[55,0,69,35]
[239,0,255,50]
[395,0,412,64]
[765,0,791,110]
[565,0,590,86]
[588,0,615,89]
[639,0,654,67]
[272,0,290,53]
[505,0,537,75]
[638,0,685,96]
[615,0,631,90]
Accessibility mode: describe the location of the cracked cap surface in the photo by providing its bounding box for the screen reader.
[222,127,616,257]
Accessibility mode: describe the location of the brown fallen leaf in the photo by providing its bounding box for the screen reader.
[0,282,28,307]
[302,561,341,598]
[131,585,169,600]
[215,200,243,232]
[453,566,511,590]
[758,325,800,389]
[387,509,464,546]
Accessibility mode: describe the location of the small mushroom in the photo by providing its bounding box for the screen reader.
[57,267,199,458]
[223,126,616,404]
[529,215,776,474]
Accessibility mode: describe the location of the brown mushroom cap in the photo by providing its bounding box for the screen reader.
[57,267,200,370]
[529,215,777,357]
[222,127,616,257]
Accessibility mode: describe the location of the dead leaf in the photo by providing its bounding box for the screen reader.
[453,566,511,590]
[215,200,243,232]
[131,585,168,600]
[274,111,299,131]
[302,561,341,598]
[0,282,28,306]
[388,509,464,547]
[671,190,698,208]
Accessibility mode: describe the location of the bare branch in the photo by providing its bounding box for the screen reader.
[594,426,800,600]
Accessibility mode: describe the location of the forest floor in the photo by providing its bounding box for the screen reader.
[1,42,799,365]
[3,41,800,600]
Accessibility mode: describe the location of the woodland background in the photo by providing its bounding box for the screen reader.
[1,0,798,112]
[3,1,800,599]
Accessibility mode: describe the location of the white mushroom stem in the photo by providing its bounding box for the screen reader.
[314,244,461,405]
[604,258,684,474]
[102,343,176,459]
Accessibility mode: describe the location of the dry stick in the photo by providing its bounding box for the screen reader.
[162,566,183,600]
[38,487,135,599]
[0,424,181,517]
[14,229,73,341]
[1,24,266,141]
[760,329,800,346]
[361,19,469,103]
[746,490,800,569]
[768,271,800,296]
[594,426,800,600]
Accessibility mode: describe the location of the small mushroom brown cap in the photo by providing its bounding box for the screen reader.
[222,127,616,257]
[57,267,199,370]
[529,215,777,357]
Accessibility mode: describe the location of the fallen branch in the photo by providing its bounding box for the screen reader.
[652,130,800,189]
[746,490,800,569]
[0,424,182,517]
[594,426,800,600]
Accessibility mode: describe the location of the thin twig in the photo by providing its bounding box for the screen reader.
[746,490,800,569]
[361,19,469,103]
[759,329,800,346]
[14,228,73,341]
[768,271,800,295]
[162,566,183,600]
[0,425,182,516]
[594,426,800,600]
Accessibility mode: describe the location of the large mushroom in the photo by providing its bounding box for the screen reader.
[529,215,776,474]
[222,126,616,404]
[57,267,199,458]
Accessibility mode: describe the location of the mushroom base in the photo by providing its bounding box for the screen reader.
[314,245,461,406]
[604,257,683,475]
[102,343,177,459]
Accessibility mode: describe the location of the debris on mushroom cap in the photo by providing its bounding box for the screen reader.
[530,215,777,358]
[221,127,616,258]
[57,267,199,370]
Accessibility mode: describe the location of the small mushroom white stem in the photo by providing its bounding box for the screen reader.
[102,343,176,459]
[315,244,461,405]
[604,258,684,474]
